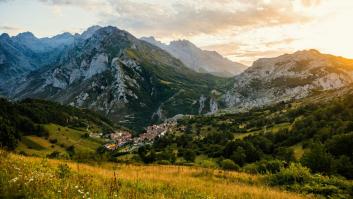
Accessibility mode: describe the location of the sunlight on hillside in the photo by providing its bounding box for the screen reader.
[0,150,308,199]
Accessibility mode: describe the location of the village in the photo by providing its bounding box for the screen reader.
[103,121,176,151]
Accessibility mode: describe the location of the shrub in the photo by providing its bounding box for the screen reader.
[157,160,171,165]
[66,145,75,157]
[198,159,218,168]
[49,138,58,144]
[268,163,312,185]
[243,160,285,174]
[47,151,60,159]
[56,163,71,178]
[268,164,353,198]
[220,159,239,171]
[182,149,196,162]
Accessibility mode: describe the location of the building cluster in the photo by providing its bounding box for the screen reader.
[104,121,176,151]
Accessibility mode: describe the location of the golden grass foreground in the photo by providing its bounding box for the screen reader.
[0,150,311,199]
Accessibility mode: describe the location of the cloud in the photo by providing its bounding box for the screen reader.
[230,48,294,65]
[33,0,313,38]
[100,0,312,38]
[301,0,321,7]
[202,43,243,56]
[38,0,107,10]
[0,25,19,31]
[0,0,14,2]
[264,38,297,47]
[0,25,22,35]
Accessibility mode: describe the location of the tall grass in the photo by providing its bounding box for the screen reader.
[0,150,310,199]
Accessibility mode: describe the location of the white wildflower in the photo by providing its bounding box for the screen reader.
[9,177,18,183]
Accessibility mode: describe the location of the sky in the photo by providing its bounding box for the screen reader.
[0,0,353,65]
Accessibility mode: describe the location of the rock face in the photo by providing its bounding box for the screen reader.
[141,37,247,77]
[222,49,353,110]
[0,30,76,84]
[8,26,224,132]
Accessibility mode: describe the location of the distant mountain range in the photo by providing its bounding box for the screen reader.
[1,26,353,132]
[0,25,101,83]
[0,26,226,131]
[141,37,247,77]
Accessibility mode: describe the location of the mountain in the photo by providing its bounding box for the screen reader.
[222,49,353,111]
[141,37,247,77]
[0,32,75,84]
[80,25,102,40]
[4,25,353,132]
[0,33,44,83]
[41,32,75,48]
[8,26,226,132]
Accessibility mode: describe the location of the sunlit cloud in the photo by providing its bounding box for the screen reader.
[0,0,352,65]
[0,25,22,35]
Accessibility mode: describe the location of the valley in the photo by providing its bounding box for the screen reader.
[1,25,353,199]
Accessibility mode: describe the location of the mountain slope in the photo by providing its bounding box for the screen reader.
[0,33,42,82]
[222,49,353,111]
[0,31,74,84]
[140,89,353,182]
[141,37,247,77]
[10,26,227,132]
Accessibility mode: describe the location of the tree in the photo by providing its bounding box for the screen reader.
[301,144,334,174]
[333,155,353,179]
[230,146,246,166]
[220,159,239,171]
[275,147,295,162]
[183,149,196,162]
[0,119,20,150]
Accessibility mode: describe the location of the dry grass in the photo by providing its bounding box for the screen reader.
[0,150,312,199]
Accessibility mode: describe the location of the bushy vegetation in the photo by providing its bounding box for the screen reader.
[268,163,353,198]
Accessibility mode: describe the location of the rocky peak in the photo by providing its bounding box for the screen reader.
[0,33,10,40]
[80,25,102,40]
[169,39,196,48]
[14,31,37,40]
[52,32,73,39]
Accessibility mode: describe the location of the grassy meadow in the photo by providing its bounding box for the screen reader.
[0,150,310,199]
[15,123,104,158]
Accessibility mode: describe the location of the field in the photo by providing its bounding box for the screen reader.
[0,150,310,199]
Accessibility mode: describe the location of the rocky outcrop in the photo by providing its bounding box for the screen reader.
[223,50,353,110]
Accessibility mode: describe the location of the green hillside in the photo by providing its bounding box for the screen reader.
[138,93,353,180]
[0,98,119,159]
